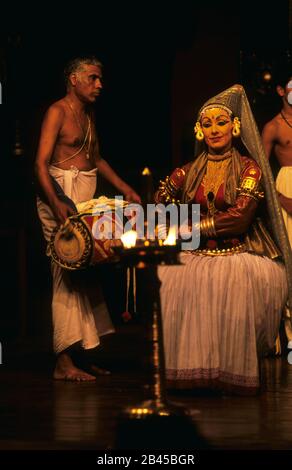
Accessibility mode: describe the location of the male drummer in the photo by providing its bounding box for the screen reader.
[262,68,292,350]
[35,56,141,381]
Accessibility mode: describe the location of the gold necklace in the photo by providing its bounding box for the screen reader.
[280,111,292,129]
[202,157,231,200]
[66,99,92,159]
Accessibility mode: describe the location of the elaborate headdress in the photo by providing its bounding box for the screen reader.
[195,84,292,316]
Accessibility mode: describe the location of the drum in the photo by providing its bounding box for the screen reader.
[49,197,128,270]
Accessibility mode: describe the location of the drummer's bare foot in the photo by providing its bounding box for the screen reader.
[90,364,111,376]
[77,347,111,376]
[54,352,96,381]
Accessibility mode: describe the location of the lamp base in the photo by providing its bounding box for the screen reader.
[121,398,187,418]
[115,399,209,450]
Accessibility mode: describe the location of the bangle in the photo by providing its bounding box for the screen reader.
[200,217,216,237]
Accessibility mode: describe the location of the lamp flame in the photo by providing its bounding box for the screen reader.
[142,167,151,176]
[121,230,138,248]
[163,226,177,246]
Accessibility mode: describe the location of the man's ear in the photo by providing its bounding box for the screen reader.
[276,85,285,97]
[69,73,77,87]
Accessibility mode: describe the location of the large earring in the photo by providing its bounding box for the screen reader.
[194,122,204,141]
[232,116,241,137]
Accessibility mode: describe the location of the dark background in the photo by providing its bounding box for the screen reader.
[0,1,291,347]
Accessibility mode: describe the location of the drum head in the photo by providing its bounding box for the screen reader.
[50,216,93,270]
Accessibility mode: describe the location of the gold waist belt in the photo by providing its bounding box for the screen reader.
[193,243,246,257]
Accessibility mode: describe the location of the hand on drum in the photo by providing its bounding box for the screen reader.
[124,189,141,204]
[53,199,77,225]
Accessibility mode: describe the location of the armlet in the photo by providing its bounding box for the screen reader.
[158,167,186,203]
[237,166,264,201]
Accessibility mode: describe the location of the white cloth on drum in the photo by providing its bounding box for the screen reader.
[37,165,114,354]
[158,251,287,391]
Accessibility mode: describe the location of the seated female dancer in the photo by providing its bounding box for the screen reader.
[155,84,292,395]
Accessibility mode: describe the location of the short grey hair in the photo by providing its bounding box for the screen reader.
[64,56,102,86]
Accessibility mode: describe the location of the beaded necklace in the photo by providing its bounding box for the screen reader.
[281,111,292,129]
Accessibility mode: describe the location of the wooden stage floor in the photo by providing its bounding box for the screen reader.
[1,323,292,453]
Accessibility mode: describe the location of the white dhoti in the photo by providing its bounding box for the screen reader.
[37,165,114,354]
[276,166,292,347]
[158,251,287,394]
[276,167,292,246]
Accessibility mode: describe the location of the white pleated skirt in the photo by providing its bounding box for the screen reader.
[158,251,287,394]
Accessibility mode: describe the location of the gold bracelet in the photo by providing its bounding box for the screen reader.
[200,217,216,237]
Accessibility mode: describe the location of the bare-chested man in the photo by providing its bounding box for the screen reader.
[35,56,141,380]
[262,70,292,349]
